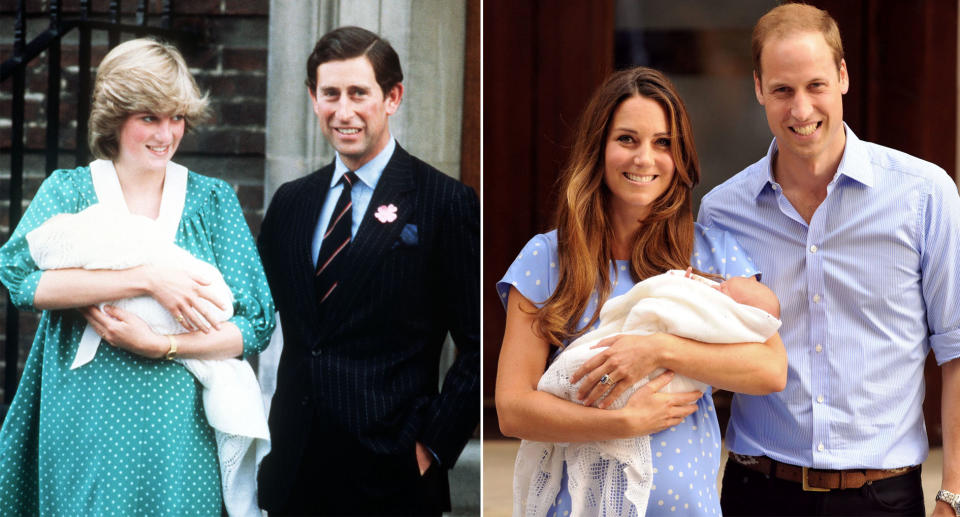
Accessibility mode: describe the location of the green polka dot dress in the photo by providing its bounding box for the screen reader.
[0,167,275,516]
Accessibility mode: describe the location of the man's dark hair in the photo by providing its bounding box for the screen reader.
[306,26,404,96]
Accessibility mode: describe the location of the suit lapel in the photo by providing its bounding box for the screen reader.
[293,165,335,337]
[318,146,416,328]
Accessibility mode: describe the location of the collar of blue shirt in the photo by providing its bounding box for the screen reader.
[331,135,396,191]
[748,123,876,199]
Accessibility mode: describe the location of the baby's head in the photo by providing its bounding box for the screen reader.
[717,276,780,318]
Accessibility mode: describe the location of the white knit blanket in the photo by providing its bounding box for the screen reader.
[25,160,269,517]
[514,270,781,517]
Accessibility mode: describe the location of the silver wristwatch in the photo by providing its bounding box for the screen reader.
[937,489,960,516]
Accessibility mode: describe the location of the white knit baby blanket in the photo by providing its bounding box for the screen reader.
[25,160,270,517]
[514,270,781,517]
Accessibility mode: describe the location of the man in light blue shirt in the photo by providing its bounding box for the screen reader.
[698,4,960,516]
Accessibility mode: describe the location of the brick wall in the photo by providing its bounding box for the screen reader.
[0,0,270,402]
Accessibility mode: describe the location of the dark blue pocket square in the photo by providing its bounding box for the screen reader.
[391,223,418,249]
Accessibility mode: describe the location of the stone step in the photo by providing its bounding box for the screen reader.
[447,438,480,516]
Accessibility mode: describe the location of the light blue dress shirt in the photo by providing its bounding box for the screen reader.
[311,137,396,267]
[698,125,960,470]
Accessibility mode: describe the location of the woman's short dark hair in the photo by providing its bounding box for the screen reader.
[305,26,403,96]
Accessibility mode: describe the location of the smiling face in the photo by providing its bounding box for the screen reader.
[755,31,849,168]
[311,56,403,171]
[603,94,676,222]
[114,113,184,174]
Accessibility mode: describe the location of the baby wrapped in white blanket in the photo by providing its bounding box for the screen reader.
[514,270,781,517]
[26,203,269,517]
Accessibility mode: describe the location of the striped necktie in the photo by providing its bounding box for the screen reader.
[315,171,358,304]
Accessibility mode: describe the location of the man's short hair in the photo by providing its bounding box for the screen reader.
[305,26,403,96]
[89,38,209,160]
[752,3,844,80]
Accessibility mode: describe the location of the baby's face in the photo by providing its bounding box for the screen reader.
[717,275,780,318]
[717,276,758,302]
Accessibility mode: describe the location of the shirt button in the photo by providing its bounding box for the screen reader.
[817,443,825,452]
[772,184,781,191]
[815,344,823,353]
[813,294,821,303]
[817,395,824,404]
[809,245,818,253]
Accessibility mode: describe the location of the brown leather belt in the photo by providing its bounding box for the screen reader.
[728,453,919,491]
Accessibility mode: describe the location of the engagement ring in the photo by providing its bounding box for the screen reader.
[599,374,615,385]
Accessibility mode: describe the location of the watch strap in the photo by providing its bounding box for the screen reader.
[164,335,178,360]
[937,489,960,516]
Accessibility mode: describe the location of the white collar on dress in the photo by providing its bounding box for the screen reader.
[89,158,188,243]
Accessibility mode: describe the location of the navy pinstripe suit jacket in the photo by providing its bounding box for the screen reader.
[256,145,479,509]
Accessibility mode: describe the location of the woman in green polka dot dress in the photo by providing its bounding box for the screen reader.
[0,39,275,515]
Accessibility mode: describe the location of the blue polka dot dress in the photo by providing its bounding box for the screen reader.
[0,166,275,516]
[498,224,759,517]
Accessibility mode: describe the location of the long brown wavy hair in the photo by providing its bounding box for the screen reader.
[535,66,701,347]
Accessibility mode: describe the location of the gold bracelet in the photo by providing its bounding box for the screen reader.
[164,335,178,360]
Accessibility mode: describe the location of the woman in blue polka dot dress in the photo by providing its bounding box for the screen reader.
[496,67,787,516]
[0,39,274,515]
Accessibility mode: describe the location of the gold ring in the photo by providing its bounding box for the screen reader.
[176,315,185,323]
[599,374,615,386]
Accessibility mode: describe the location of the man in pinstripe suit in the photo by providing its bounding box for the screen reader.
[699,4,960,516]
[256,27,479,516]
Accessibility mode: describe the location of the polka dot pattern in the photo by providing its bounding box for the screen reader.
[0,167,275,515]
[497,225,758,516]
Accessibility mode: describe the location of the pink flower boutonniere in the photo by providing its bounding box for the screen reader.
[374,204,398,223]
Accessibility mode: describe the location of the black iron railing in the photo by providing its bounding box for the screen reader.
[2,0,195,412]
